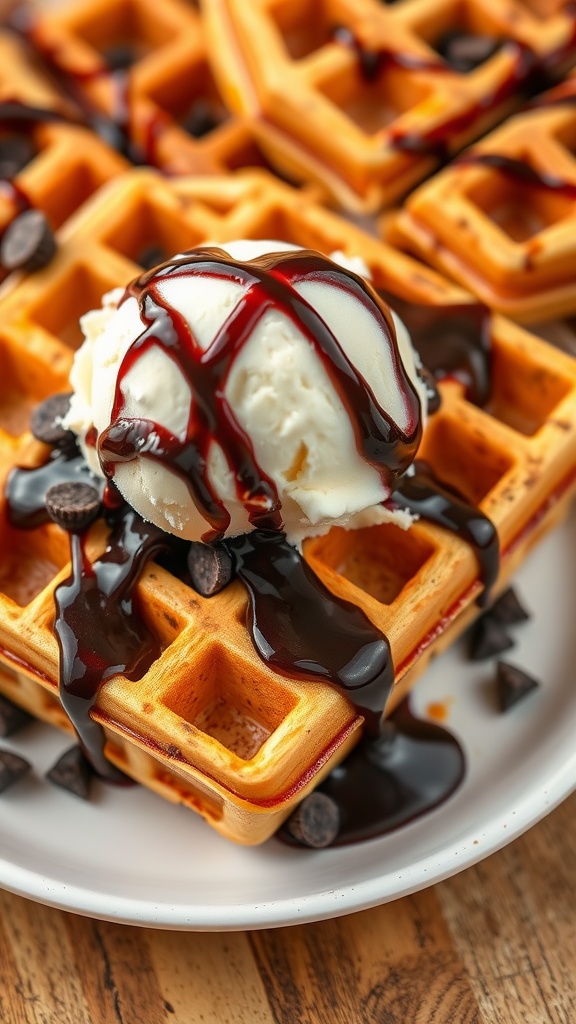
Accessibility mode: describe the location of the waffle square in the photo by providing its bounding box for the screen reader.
[386,74,576,322]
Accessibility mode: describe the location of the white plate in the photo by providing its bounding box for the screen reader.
[0,507,575,931]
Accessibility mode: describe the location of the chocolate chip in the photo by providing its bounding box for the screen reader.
[102,43,138,72]
[438,31,501,74]
[286,792,341,848]
[469,615,514,661]
[30,392,75,448]
[489,587,530,627]
[0,209,57,272]
[181,99,222,138]
[496,660,540,712]
[45,481,102,531]
[0,749,31,793]
[0,694,33,737]
[0,134,36,180]
[88,111,130,155]
[187,541,234,596]
[138,244,169,271]
[46,744,93,799]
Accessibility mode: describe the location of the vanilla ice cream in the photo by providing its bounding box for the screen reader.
[64,241,427,546]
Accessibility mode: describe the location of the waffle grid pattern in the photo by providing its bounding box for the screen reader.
[0,170,574,842]
[202,0,576,211]
[30,0,319,185]
[386,74,576,323]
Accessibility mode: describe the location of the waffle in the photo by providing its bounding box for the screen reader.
[28,0,314,185]
[0,30,127,277]
[0,169,575,845]
[386,73,576,323]
[201,0,576,212]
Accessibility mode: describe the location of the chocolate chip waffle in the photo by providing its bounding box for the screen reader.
[0,169,575,845]
[0,29,127,278]
[201,0,576,212]
[29,0,309,183]
[386,73,576,323]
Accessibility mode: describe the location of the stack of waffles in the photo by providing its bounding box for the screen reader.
[0,0,574,844]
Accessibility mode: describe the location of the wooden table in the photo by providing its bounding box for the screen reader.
[1,789,574,1024]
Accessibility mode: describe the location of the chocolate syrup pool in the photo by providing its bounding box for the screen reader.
[3,246,499,844]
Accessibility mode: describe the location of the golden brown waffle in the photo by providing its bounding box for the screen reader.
[0,30,127,250]
[0,169,575,844]
[30,0,310,183]
[386,74,576,323]
[202,0,576,212]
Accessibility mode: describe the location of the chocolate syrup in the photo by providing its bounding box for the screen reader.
[333,25,446,80]
[280,699,465,846]
[0,100,71,225]
[391,460,499,603]
[0,99,68,127]
[456,151,576,201]
[334,23,576,160]
[378,289,492,407]
[9,21,146,164]
[99,248,422,542]
[7,446,103,529]
[54,509,168,781]
[225,531,393,735]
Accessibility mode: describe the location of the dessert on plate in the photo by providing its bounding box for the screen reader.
[0,169,575,845]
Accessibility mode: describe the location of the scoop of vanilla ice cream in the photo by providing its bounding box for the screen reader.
[64,241,426,546]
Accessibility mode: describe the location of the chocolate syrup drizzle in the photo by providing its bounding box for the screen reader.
[54,510,168,780]
[99,248,422,542]
[378,289,492,407]
[4,250,500,839]
[225,531,392,736]
[334,24,576,160]
[391,460,499,603]
[456,151,576,201]
[5,12,150,164]
[6,446,103,529]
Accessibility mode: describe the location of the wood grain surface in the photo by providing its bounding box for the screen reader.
[0,789,574,1024]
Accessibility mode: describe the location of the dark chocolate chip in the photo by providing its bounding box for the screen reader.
[0,134,36,180]
[30,392,75,448]
[438,31,501,74]
[469,616,514,661]
[187,541,234,596]
[496,660,540,712]
[0,693,33,737]
[181,99,222,138]
[45,481,102,531]
[0,749,31,793]
[0,209,57,272]
[286,791,341,848]
[138,244,169,271]
[46,744,93,800]
[102,43,138,72]
[88,111,130,155]
[489,587,530,627]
